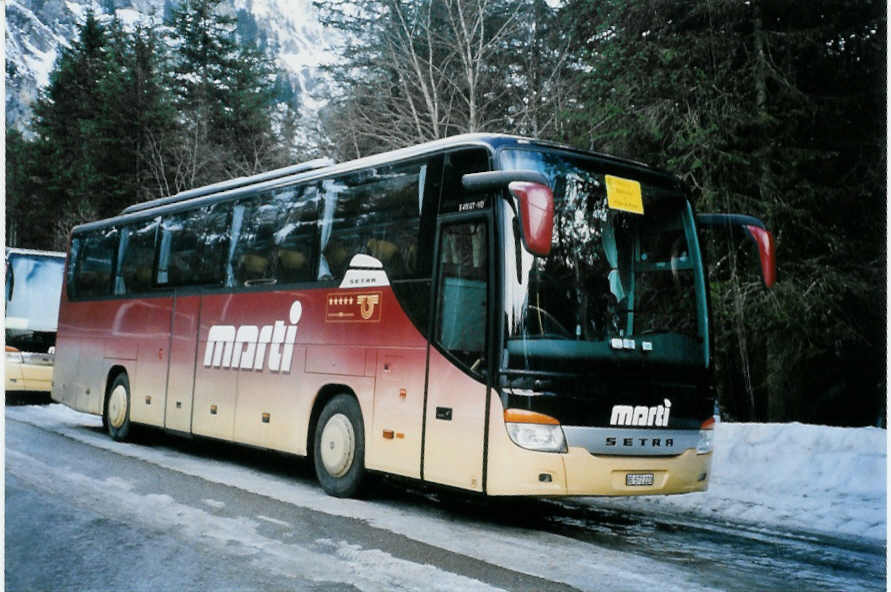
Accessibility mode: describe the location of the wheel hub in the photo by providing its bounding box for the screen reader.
[107,384,128,429]
[319,413,355,478]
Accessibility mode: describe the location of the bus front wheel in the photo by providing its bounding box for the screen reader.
[105,373,132,442]
[313,394,365,497]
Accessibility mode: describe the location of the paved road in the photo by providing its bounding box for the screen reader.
[5,404,886,591]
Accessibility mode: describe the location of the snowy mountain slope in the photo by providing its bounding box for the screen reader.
[5,0,334,130]
[5,0,81,127]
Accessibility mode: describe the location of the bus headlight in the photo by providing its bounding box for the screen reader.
[504,409,567,453]
[696,417,715,454]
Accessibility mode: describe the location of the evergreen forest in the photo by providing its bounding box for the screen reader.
[5,0,886,427]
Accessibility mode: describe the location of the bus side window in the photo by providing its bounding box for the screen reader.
[74,228,118,299]
[158,203,230,287]
[231,186,318,287]
[116,217,158,295]
[435,222,488,376]
[318,161,427,282]
[232,194,276,285]
[273,185,318,285]
[439,148,491,214]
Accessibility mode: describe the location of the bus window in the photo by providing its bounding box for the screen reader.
[116,217,159,295]
[435,221,488,376]
[440,149,491,214]
[318,161,427,282]
[74,228,118,298]
[275,186,318,284]
[158,203,230,287]
[6,250,65,335]
[231,185,318,286]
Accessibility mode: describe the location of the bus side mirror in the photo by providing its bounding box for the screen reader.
[697,213,776,288]
[508,181,554,257]
[461,170,554,257]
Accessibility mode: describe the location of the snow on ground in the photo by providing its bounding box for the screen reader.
[582,421,887,543]
[7,404,887,547]
[7,404,726,591]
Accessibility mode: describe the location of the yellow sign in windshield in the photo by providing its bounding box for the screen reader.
[605,175,644,215]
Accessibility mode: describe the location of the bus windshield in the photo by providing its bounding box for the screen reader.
[6,251,65,350]
[500,149,707,372]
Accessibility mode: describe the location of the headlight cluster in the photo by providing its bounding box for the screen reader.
[696,417,716,454]
[504,409,567,453]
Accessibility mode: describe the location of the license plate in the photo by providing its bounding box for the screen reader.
[626,473,654,487]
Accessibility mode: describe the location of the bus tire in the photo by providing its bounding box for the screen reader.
[313,394,365,498]
[105,373,132,442]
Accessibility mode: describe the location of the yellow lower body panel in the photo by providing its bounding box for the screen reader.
[562,447,711,496]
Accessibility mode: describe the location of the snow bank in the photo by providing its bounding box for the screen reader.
[583,422,887,543]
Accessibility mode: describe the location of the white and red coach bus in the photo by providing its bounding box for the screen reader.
[52,134,775,497]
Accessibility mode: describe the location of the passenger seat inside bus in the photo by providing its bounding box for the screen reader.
[277,248,308,283]
[238,253,270,283]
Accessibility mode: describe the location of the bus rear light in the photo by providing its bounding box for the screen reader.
[697,417,716,454]
[504,409,567,453]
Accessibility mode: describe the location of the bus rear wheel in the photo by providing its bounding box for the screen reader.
[105,373,132,442]
[313,394,365,498]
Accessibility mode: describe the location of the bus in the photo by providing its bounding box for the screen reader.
[6,248,66,395]
[52,134,775,498]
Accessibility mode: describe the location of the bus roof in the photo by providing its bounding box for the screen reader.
[72,134,684,235]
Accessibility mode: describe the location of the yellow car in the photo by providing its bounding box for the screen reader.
[6,345,55,392]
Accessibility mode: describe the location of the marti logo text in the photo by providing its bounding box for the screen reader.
[204,301,302,373]
[609,399,672,427]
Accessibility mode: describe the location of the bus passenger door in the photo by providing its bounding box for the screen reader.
[423,220,489,492]
[164,292,201,433]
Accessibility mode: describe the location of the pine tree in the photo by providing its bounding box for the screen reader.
[20,11,180,247]
[166,0,287,186]
[29,11,114,243]
[9,3,295,249]
[554,0,885,425]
